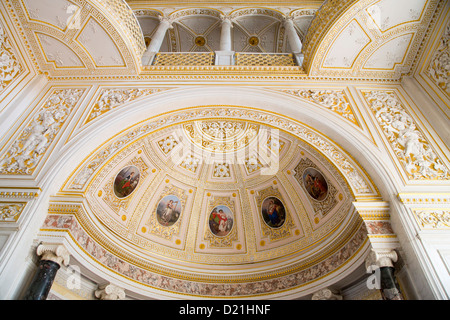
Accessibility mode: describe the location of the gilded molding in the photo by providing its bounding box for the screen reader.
[397,193,450,205]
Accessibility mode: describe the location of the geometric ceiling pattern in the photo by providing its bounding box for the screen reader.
[303,0,444,80]
[6,0,145,77]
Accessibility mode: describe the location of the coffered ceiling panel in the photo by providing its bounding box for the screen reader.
[36,33,84,68]
[77,18,125,67]
[7,0,145,78]
[304,0,442,80]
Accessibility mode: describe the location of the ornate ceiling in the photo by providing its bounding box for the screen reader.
[304,0,444,80]
[1,0,448,301]
[3,0,443,80]
[47,106,380,298]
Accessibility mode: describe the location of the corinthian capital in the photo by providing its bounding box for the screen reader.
[219,14,233,26]
[158,15,175,29]
[36,243,70,266]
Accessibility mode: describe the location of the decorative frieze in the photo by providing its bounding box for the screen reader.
[86,88,172,123]
[0,202,25,222]
[276,88,357,125]
[363,90,449,180]
[414,209,450,229]
[0,89,84,175]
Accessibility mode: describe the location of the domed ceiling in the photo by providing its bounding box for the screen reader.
[86,118,354,266]
[49,105,376,298]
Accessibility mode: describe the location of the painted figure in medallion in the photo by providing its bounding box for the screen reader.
[156,195,181,226]
[302,167,328,201]
[261,196,286,228]
[209,205,233,237]
[113,166,140,198]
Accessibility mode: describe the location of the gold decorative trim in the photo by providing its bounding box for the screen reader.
[413,209,450,229]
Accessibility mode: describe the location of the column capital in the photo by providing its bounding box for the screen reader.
[311,288,343,300]
[365,248,398,271]
[283,16,295,25]
[95,283,126,300]
[36,243,70,267]
[219,14,233,27]
[158,15,175,29]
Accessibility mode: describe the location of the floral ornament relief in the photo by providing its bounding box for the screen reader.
[0,89,84,175]
[427,21,450,96]
[0,202,25,222]
[86,88,172,123]
[276,89,357,125]
[0,21,22,93]
[363,90,449,180]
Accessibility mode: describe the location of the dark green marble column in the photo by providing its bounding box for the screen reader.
[23,260,61,300]
[366,249,404,300]
[22,244,70,300]
[379,266,403,300]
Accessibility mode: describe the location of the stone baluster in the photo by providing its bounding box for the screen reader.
[283,16,304,65]
[366,249,404,300]
[142,16,174,65]
[311,288,343,300]
[23,243,70,300]
[95,283,126,300]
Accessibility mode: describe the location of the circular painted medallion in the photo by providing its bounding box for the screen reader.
[302,167,328,201]
[156,195,181,226]
[208,205,234,237]
[261,196,286,228]
[113,166,140,198]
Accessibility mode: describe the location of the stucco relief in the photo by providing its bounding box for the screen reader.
[0,21,22,93]
[0,89,84,175]
[0,202,25,222]
[67,107,376,199]
[363,90,449,180]
[427,21,450,96]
